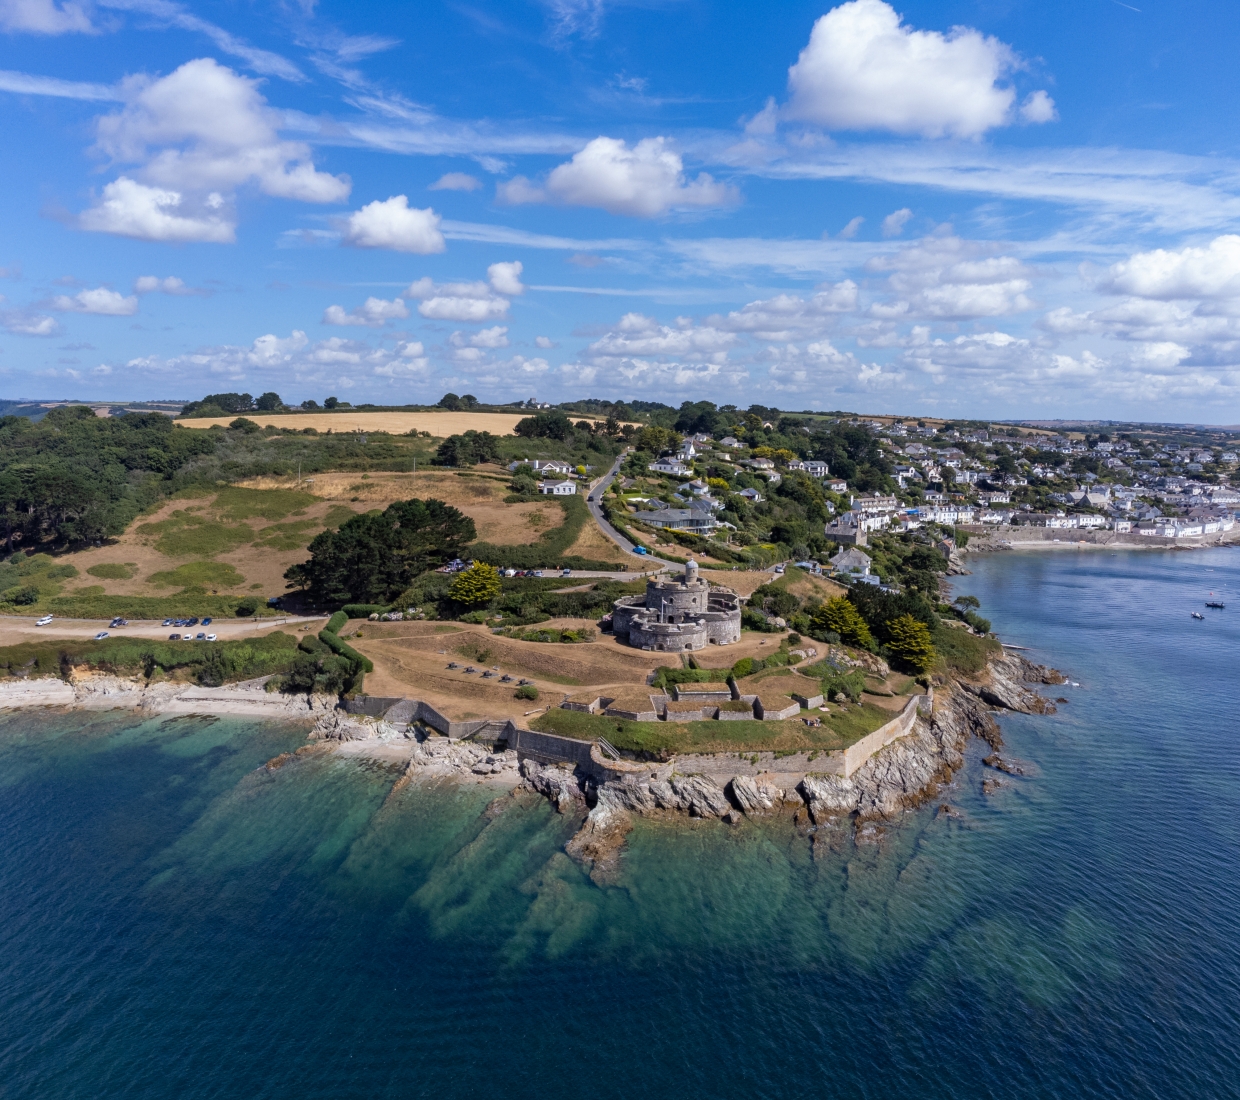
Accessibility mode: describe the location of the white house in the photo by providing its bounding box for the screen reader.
[649,459,693,477]
[788,460,829,478]
[718,436,743,449]
[538,480,577,495]
[510,459,574,476]
[737,487,763,502]
[830,547,872,575]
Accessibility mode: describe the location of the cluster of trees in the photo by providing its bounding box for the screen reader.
[180,392,286,418]
[434,430,501,467]
[437,393,479,410]
[284,498,476,605]
[0,407,217,550]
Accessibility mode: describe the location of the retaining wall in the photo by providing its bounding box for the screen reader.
[840,691,933,777]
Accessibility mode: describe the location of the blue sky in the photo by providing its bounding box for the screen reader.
[2,0,1240,420]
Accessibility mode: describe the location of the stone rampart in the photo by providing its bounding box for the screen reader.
[840,691,933,777]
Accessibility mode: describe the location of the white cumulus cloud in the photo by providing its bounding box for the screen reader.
[1098,235,1240,300]
[50,286,139,315]
[134,275,200,295]
[587,313,737,359]
[783,0,1050,139]
[322,296,410,327]
[866,236,1036,319]
[401,266,520,322]
[0,309,59,336]
[499,136,734,217]
[707,281,858,341]
[450,326,509,349]
[881,208,913,237]
[80,177,235,243]
[487,260,524,296]
[342,195,445,254]
[81,58,348,242]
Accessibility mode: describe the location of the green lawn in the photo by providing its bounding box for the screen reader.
[530,699,894,756]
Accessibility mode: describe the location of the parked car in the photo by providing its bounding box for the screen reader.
[109,617,128,627]
[201,617,212,626]
[169,633,181,641]
[774,564,786,574]
[205,633,217,641]
[532,570,544,577]
[163,619,174,626]
[195,632,206,640]
[186,617,199,626]
[36,615,53,626]
[95,631,109,640]
[561,567,572,576]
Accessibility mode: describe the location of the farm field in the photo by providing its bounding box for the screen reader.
[176,411,614,434]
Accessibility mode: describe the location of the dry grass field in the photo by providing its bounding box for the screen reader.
[176,411,616,435]
[48,471,566,606]
[345,619,661,721]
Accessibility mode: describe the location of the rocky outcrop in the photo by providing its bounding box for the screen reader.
[406,737,521,781]
[312,710,406,742]
[959,652,1062,715]
[564,801,633,885]
[520,759,586,813]
[727,775,784,815]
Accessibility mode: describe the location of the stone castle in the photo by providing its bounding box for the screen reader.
[610,560,741,652]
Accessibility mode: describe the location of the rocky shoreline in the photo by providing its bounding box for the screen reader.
[309,649,1063,883]
[0,649,1063,881]
[510,652,1060,882]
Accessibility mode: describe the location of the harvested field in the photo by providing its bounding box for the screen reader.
[176,411,618,435]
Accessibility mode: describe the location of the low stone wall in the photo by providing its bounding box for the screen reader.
[344,687,934,786]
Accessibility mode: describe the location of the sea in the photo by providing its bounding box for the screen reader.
[2,548,1239,1100]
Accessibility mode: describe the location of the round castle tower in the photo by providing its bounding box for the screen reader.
[610,559,741,652]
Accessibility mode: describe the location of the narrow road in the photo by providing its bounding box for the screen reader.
[585,452,680,571]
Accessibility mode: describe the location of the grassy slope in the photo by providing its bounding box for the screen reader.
[531,698,893,755]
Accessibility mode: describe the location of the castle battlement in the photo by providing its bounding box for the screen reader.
[611,560,741,652]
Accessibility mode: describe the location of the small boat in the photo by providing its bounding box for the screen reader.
[1191,612,1205,620]
[1206,601,1225,609]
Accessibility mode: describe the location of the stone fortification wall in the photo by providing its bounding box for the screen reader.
[840,691,933,777]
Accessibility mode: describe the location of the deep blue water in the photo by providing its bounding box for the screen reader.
[2,548,1240,1100]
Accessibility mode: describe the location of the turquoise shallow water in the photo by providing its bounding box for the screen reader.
[2,548,1240,1099]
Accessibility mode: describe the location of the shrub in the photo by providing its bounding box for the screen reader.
[235,596,260,617]
[324,611,349,634]
[515,684,539,700]
[8,586,39,605]
[448,561,502,605]
[87,563,134,580]
[229,417,261,433]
